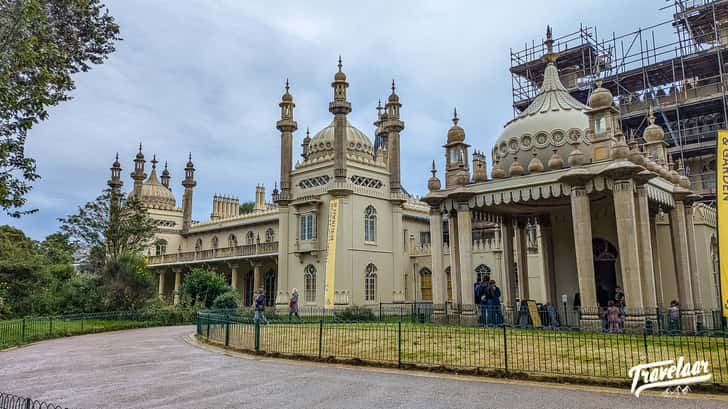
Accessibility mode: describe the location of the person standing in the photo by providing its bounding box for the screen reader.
[614,286,625,330]
[254,288,269,325]
[478,277,489,325]
[607,300,620,333]
[487,280,502,326]
[669,300,680,335]
[289,288,301,322]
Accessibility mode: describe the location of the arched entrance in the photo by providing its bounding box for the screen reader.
[244,270,254,306]
[592,238,618,307]
[419,268,432,301]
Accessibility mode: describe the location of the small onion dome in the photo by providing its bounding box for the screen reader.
[643,108,665,142]
[282,79,293,101]
[669,162,680,185]
[447,108,465,143]
[492,155,506,179]
[388,80,399,103]
[427,160,441,191]
[567,141,585,167]
[587,80,613,109]
[528,151,544,173]
[548,149,564,170]
[334,56,346,81]
[186,153,194,168]
[509,156,524,176]
[135,143,144,159]
[112,152,121,168]
[610,133,629,161]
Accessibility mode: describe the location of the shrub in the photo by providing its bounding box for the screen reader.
[212,290,241,310]
[181,268,230,308]
[334,305,376,322]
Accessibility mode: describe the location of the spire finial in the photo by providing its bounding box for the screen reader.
[647,106,656,125]
[431,160,437,176]
[164,160,168,170]
[545,25,554,54]
[285,78,290,93]
[138,142,142,153]
[151,154,158,169]
[337,55,343,72]
[452,107,459,126]
[115,152,119,161]
[306,127,310,138]
[391,79,396,94]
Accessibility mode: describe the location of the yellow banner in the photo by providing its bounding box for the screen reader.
[324,198,340,309]
[719,131,728,318]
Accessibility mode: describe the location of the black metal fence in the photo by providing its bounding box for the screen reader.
[0,310,192,349]
[197,311,728,387]
[0,392,68,409]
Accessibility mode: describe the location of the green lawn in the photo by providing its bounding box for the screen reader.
[200,320,728,385]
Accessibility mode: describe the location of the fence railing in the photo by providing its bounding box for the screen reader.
[197,312,728,387]
[0,392,69,409]
[0,310,192,349]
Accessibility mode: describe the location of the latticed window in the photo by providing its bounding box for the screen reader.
[419,268,432,301]
[304,264,316,303]
[475,264,491,282]
[195,239,202,251]
[364,205,377,242]
[228,234,237,247]
[365,263,377,302]
[300,213,314,241]
[155,239,167,256]
[211,236,218,249]
[246,231,255,245]
[265,228,275,243]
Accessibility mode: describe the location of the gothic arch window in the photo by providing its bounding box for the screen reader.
[195,238,202,251]
[592,238,618,261]
[246,231,255,245]
[264,270,276,307]
[365,263,377,302]
[155,239,167,256]
[228,234,237,248]
[419,268,432,302]
[475,264,491,282]
[304,264,316,303]
[364,205,377,242]
[445,266,452,301]
[211,236,218,249]
[265,228,275,243]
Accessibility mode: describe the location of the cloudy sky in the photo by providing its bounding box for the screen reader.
[4,0,668,239]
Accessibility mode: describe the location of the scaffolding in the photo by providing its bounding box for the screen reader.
[509,0,728,201]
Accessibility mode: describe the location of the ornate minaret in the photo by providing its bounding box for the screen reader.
[131,143,146,198]
[301,127,311,160]
[181,153,196,234]
[444,109,470,188]
[107,153,123,205]
[384,80,405,193]
[374,99,388,165]
[276,79,297,202]
[161,160,171,190]
[329,57,352,185]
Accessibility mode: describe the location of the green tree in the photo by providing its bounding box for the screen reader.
[0,0,121,217]
[0,225,48,316]
[181,268,230,308]
[59,190,155,267]
[102,252,154,311]
[239,201,255,214]
[212,290,240,310]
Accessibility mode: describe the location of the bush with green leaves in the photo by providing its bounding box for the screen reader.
[334,305,376,322]
[212,290,241,310]
[181,268,231,308]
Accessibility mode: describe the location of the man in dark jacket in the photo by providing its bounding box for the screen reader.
[254,288,269,325]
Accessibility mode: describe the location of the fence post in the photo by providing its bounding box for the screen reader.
[502,324,508,373]
[225,319,230,347]
[642,330,649,363]
[21,319,26,342]
[206,316,210,339]
[49,317,53,337]
[24,397,31,409]
[318,320,323,359]
[379,303,382,321]
[81,315,84,332]
[254,321,261,353]
[397,321,402,369]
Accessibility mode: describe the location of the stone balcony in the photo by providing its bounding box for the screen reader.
[147,241,279,267]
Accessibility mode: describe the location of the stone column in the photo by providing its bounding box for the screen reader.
[173,269,182,305]
[392,205,405,302]
[429,207,446,313]
[538,217,557,304]
[230,263,239,295]
[684,203,704,309]
[158,270,166,301]
[635,184,657,309]
[253,262,262,293]
[276,206,290,305]
[447,212,462,307]
[569,186,598,325]
[501,219,516,308]
[613,180,645,326]
[456,202,474,316]
[669,201,695,310]
[514,219,530,300]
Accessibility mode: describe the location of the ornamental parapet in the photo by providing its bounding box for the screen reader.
[147,241,278,266]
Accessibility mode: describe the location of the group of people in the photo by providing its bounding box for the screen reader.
[474,274,503,326]
[252,287,303,325]
[598,286,626,333]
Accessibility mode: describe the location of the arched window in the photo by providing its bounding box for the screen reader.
[195,238,202,251]
[228,234,237,247]
[475,264,491,282]
[265,228,275,243]
[419,268,432,301]
[211,236,218,249]
[445,266,452,301]
[246,231,255,245]
[304,264,316,303]
[155,239,167,256]
[592,238,618,261]
[364,205,377,242]
[365,263,377,302]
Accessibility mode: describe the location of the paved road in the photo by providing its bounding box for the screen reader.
[1,326,725,409]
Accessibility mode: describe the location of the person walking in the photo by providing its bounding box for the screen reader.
[289,288,301,322]
[478,277,489,325]
[254,288,269,325]
[487,280,502,326]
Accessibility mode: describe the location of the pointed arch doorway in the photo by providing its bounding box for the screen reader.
[592,238,618,307]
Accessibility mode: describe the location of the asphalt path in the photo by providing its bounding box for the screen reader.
[1,326,726,409]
